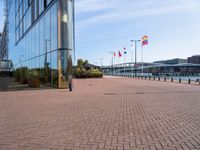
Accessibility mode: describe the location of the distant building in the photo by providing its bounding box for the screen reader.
[0,60,12,72]
[187,55,200,64]
[0,26,7,62]
[154,58,187,64]
[102,62,200,76]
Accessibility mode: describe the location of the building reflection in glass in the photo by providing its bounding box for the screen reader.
[7,0,74,88]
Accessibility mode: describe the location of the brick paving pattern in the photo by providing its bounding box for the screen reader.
[0,77,200,150]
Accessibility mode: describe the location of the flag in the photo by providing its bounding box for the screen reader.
[118,51,122,57]
[114,52,116,57]
[124,47,127,54]
[142,35,148,46]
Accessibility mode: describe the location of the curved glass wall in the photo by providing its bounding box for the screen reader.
[7,0,74,88]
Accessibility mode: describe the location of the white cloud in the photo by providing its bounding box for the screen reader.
[75,0,200,32]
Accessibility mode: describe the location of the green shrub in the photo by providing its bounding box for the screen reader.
[28,69,40,88]
[90,68,103,78]
[19,67,28,84]
[74,67,103,78]
[73,59,103,79]
[14,68,21,82]
[51,69,58,87]
[38,68,46,83]
[14,67,28,83]
[90,72,103,78]
[74,67,87,78]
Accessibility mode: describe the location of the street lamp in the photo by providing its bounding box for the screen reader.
[19,55,24,67]
[99,58,104,67]
[45,39,51,68]
[45,39,51,84]
[131,40,141,77]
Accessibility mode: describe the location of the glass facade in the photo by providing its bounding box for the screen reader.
[7,0,74,88]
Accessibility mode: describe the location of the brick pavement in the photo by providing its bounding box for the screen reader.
[0,77,200,150]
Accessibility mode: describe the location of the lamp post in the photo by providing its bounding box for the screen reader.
[99,58,104,67]
[109,52,115,76]
[45,39,51,84]
[19,55,24,67]
[131,40,141,77]
[45,39,51,68]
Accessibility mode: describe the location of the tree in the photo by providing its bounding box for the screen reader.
[84,60,89,65]
[77,59,84,67]
[74,59,103,78]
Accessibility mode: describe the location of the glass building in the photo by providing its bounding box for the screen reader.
[5,0,75,88]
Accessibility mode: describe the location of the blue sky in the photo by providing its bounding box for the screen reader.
[1,0,200,66]
[75,0,200,65]
[0,0,4,32]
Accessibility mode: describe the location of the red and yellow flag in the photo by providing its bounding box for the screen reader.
[142,35,148,46]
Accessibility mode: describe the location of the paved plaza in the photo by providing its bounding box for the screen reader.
[0,77,200,150]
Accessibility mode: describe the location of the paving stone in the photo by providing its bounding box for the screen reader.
[0,77,200,150]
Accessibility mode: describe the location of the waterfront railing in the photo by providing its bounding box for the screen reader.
[103,73,200,85]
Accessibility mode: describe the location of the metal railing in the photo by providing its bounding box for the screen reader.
[103,73,200,85]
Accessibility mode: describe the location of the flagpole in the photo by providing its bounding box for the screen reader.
[114,56,115,75]
[124,53,125,76]
[135,42,137,77]
[117,53,119,64]
[141,44,144,76]
[131,49,133,78]
[110,55,111,75]
[141,35,148,77]
[131,40,141,77]
[117,54,119,76]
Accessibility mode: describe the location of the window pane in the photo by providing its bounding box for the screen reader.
[50,1,57,51]
[39,0,44,15]
[44,10,50,52]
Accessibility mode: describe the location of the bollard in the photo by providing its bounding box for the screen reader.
[164,77,166,82]
[171,78,173,82]
[179,78,181,83]
[69,83,72,92]
[158,77,160,81]
[188,79,191,84]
